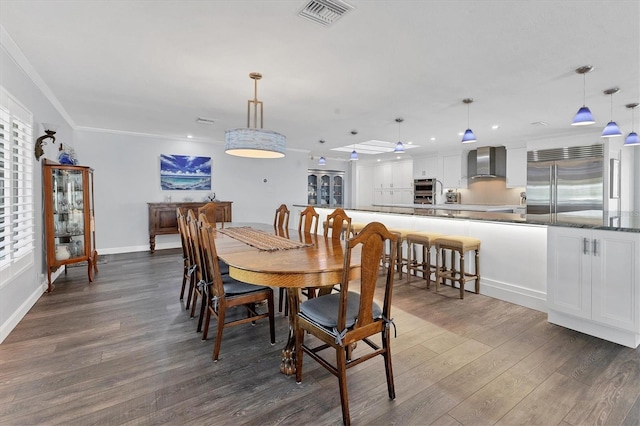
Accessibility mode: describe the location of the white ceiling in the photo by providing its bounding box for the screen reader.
[1,0,639,162]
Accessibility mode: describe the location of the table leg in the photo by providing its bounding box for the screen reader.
[280,287,301,375]
[150,235,156,254]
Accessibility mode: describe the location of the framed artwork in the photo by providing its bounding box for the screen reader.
[160,154,211,190]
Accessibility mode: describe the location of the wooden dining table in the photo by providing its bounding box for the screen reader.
[211,224,361,375]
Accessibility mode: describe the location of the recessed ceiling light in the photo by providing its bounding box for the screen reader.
[377,159,381,162]
[396,156,401,159]
[491,125,500,130]
[186,134,193,139]
[430,137,436,141]
[458,132,464,136]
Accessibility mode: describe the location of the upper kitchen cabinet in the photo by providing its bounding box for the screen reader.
[372,160,413,189]
[506,146,527,188]
[413,156,438,179]
[308,169,344,206]
[442,153,466,188]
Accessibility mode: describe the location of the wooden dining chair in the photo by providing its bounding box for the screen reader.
[295,222,398,426]
[199,222,276,361]
[198,202,225,229]
[176,207,196,304]
[186,210,211,331]
[273,203,290,230]
[298,205,319,235]
[324,207,352,241]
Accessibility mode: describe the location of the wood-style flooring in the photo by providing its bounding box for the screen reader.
[1,249,640,425]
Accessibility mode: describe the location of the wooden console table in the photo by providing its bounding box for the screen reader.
[147,201,232,253]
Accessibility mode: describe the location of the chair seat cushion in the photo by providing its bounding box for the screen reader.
[223,276,270,295]
[299,291,382,329]
[219,260,230,275]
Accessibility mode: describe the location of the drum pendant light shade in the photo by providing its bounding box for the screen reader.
[624,103,640,146]
[601,87,622,138]
[572,66,595,126]
[225,72,286,158]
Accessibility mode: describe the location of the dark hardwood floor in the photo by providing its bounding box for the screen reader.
[1,249,639,425]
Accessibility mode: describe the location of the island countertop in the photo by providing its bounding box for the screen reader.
[294,204,640,233]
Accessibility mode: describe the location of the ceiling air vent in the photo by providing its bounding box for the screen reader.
[298,0,354,27]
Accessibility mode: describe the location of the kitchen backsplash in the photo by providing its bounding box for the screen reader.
[454,179,525,205]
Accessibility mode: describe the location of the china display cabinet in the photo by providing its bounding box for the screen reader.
[307,170,344,206]
[43,159,98,292]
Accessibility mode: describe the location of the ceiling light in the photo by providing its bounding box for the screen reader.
[394,118,405,153]
[225,72,286,158]
[491,125,500,130]
[624,103,640,146]
[601,87,622,138]
[349,130,358,161]
[318,156,327,165]
[186,134,193,139]
[461,98,477,144]
[572,66,595,126]
[430,137,436,141]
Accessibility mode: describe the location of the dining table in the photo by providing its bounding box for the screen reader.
[211,223,362,375]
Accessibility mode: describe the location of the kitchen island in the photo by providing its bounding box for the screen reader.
[293,205,640,348]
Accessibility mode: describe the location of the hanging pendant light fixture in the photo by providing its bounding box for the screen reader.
[318,156,327,165]
[394,118,406,153]
[601,87,622,138]
[225,72,286,158]
[349,130,358,161]
[461,98,477,144]
[624,103,640,146]
[572,65,596,126]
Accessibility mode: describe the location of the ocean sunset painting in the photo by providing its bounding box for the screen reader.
[160,154,212,190]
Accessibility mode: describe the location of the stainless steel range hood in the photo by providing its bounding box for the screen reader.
[467,146,506,179]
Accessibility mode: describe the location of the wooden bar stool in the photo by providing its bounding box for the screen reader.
[349,222,367,236]
[384,228,414,279]
[435,235,481,299]
[405,231,446,287]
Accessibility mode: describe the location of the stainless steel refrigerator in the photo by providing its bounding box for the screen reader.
[527,145,604,221]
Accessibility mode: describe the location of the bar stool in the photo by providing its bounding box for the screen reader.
[405,231,446,287]
[435,235,481,299]
[350,222,368,236]
[383,228,414,279]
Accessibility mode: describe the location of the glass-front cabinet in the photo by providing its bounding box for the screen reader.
[307,169,344,206]
[43,159,98,292]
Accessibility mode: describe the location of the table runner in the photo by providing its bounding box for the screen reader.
[218,227,311,251]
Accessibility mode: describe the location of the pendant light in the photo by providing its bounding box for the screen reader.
[394,118,406,153]
[225,72,286,158]
[349,130,358,161]
[572,65,595,126]
[318,156,327,165]
[601,87,622,138]
[624,103,640,146]
[461,98,477,144]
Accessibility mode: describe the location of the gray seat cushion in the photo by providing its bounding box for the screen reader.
[218,260,230,275]
[222,275,270,296]
[299,291,382,329]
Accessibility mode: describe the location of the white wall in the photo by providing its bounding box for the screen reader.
[74,130,308,254]
[0,31,75,343]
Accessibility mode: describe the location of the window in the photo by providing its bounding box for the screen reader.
[0,87,34,284]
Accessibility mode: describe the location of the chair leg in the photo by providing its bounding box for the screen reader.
[213,309,226,361]
[295,324,304,383]
[180,266,187,300]
[336,346,351,426]
[185,276,194,310]
[196,293,207,332]
[383,329,396,400]
[201,303,211,341]
[190,288,199,318]
[459,252,465,299]
[267,294,276,344]
[475,248,481,294]
[278,287,285,313]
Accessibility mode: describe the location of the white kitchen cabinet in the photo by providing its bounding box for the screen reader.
[413,156,438,179]
[373,188,412,205]
[442,154,465,188]
[373,161,412,189]
[547,226,640,347]
[506,146,527,188]
[356,165,375,206]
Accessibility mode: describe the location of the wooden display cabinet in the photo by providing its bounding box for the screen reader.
[43,159,98,292]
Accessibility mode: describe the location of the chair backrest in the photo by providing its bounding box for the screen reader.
[298,205,319,235]
[198,202,224,229]
[199,220,226,301]
[274,204,290,229]
[176,207,190,260]
[338,222,397,334]
[186,209,206,286]
[324,208,352,240]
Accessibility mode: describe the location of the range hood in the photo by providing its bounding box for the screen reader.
[467,146,506,179]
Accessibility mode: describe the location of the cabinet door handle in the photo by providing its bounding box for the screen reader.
[592,239,598,256]
[583,237,590,255]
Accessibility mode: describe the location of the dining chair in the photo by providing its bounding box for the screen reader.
[324,207,352,241]
[273,203,290,230]
[298,205,319,235]
[177,208,198,310]
[295,222,398,426]
[199,222,276,361]
[186,210,210,331]
[198,202,225,229]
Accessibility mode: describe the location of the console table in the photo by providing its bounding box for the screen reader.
[147,201,232,253]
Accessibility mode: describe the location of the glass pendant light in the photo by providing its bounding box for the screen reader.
[394,118,405,153]
[624,103,640,146]
[349,130,358,161]
[601,87,622,138]
[318,156,326,165]
[572,66,595,126]
[461,98,477,144]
